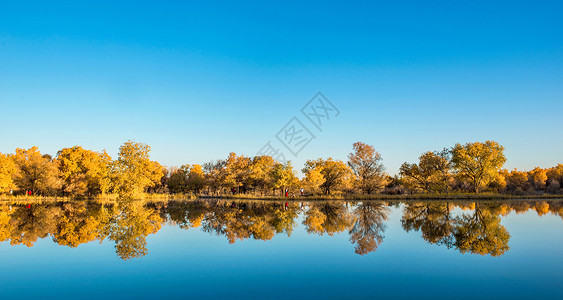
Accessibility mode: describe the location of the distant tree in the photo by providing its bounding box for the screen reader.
[347,142,386,194]
[12,147,61,195]
[451,141,506,193]
[302,167,324,195]
[249,155,276,195]
[0,153,17,194]
[112,141,163,198]
[223,153,251,193]
[166,166,189,193]
[303,158,354,195]
[399,149,452,193]
[271,162,299,195]
[546,164,563,194]
[504,169,530,194]
[528,167,547,192]
[203,159,226,195]
[56,146,112,197]
[186,164,206,194]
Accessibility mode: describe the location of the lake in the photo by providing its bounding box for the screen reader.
[0,199,562,299]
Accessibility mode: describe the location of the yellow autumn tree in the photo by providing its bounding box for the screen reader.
[451,141,506,193]
[271,161,299,195]
[57,146,112,197]
[112,141,163,198]
[302,167,324,195]
[249,155,276,195]
[347,142,387,194]
[0,153,17,194]
[505,169,530,194]
[528,167,548,191]
[187,164,206,193]
[399,150,452,193]
[12,147,62,195]
[222,152,251,193]
[302,158,354,195]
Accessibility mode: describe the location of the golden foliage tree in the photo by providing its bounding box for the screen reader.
[302,167,324,195]
[347,142,386,194]
[528,167,548,191]
[0,153,17,194]
[187,164,206,193]
[303,158,354,195]
[271,162,299,195]
[504,169,530,194]
[112,141,163,198]
[12,147,61,195]
[249,155,276,195]
[56,146,112,197]
[399,150,452,193]
[451,141,506,193]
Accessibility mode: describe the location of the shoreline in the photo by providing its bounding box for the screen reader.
[2,193,563,202]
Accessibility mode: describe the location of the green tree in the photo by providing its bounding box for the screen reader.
[451,141,506,193]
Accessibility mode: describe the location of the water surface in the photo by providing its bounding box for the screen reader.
[1,199,562,299]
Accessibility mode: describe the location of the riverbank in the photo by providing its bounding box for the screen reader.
[199,193,563,201]
[3,193,562,202]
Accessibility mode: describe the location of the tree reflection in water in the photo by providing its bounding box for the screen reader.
[0,199,561,260]
[349,202,390,255]
[109,200,162,260]
[402,202,455,248]
[402,201,511,256]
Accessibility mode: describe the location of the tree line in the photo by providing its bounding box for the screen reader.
[1,140,562,198]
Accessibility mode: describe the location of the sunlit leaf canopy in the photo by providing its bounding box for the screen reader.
[1,140,562,198]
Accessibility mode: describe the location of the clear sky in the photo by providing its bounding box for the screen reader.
[1,0,562,176]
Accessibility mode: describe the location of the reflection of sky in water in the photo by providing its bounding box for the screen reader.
[0,201,562,299]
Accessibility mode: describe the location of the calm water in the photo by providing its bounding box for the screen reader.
[0,199,562,299]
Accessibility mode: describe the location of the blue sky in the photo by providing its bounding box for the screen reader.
[1,0,562,175]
